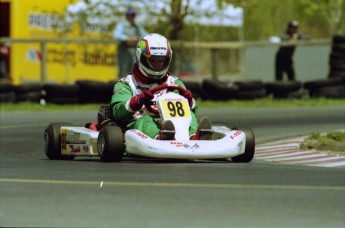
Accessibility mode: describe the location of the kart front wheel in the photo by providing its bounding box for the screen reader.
[97,125,125,162]
[231,127,255,163]
[44,122,74,160]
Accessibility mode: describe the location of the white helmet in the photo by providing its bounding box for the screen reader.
[136,33,172,79]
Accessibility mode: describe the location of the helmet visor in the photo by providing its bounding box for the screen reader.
[146,56,167,71]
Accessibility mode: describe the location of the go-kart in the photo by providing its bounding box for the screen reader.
[44,84,255,163]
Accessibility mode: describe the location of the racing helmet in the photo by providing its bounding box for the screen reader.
[136,33,172,79]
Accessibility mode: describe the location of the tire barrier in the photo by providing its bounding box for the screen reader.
[304,77,345,98]
[329,35,345,79]
[264,81,303,98]
[201,79,239,100]
[1,77,344,104]
[42,83,80,104]
[14,83,43,102]
[233,80,267,100]
[0,83,16,102]
[76,80,114,104]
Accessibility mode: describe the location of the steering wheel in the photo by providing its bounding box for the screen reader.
[144,84,189,114]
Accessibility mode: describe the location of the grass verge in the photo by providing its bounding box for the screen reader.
[300,131,345,155]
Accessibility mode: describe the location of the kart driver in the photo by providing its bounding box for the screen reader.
[111,33,213,140]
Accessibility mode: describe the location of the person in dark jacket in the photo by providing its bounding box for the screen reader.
[275,20,310,81]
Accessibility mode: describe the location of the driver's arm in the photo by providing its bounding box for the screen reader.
[111,82,135,121]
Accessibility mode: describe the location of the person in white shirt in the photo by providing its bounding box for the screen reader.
[113,8,148,79]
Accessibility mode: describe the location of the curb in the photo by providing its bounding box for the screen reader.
[255,137,345,168]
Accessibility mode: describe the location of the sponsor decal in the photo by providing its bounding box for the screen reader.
[230,131,242,140]
[133,130,148,139]
[150,47,167,50]
[69,145,81,153]
[170,142,184,145]
[67,132,80,141]
[171,142,200,149]
[26,48,41,62]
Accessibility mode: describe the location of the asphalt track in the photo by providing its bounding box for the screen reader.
[0,106,344,228]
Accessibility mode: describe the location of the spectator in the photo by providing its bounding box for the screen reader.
[275,20,310,81]
[0,42,9,80]
[113,8,147,79]
[111,33,213,141]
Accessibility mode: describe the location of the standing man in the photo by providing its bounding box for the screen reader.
[113,8,147,79]
[275,20,310,81]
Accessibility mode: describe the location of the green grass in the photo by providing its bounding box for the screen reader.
[1,98,345,111]
[300,131,345,154]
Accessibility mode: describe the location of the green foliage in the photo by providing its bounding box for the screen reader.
[327,131,345,142]
[65,0,344,42]
[301,131,345,153]
[308,132,321,140]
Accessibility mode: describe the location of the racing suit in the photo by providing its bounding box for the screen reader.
[111,64,198,139]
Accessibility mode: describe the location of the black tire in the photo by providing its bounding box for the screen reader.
[231,127,255,163]
[44,122,74,160]
[16,90,43,102]
[202,79,239,100]
[14,83,42,94]
[330,52,345,61]
[97,125,125,162]
[235,88,267,100]
[43,84,79,104]
[329,70,345,78]
[332,35,345,44]
[0,83,15,93]
[76,80,113,104]
[332,44,345,54]
[234,80,265,91]
[312,85,345,98]
[265,81,302,94]
[304,77,343,96]
[0,91,15,102]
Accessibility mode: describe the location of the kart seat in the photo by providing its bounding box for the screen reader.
[97,105,125,131]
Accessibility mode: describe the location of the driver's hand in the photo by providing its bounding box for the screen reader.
[129,90,154,111]
[182,90,193,107]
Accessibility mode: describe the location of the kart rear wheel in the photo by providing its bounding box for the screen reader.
[44,122,74,160]
[97,125,125,162]
[231,127,255,163]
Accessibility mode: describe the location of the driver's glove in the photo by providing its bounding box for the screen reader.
[182,89,193,108]
[129,90,154,112]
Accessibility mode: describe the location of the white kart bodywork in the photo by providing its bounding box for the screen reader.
[58,91,247,160]
[59,125,246,160]
[125,127,246,159]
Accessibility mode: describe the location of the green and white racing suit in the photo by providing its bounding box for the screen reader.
[111,71,198,139]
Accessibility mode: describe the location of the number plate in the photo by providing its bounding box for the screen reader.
[160,99,191,118]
